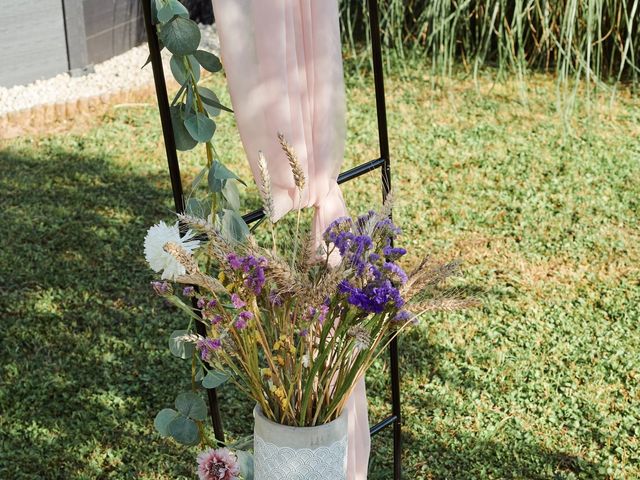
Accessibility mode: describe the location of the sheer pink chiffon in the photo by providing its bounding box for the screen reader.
[210,0,370,477]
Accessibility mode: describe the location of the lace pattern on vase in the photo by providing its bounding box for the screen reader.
[254,434,348,480]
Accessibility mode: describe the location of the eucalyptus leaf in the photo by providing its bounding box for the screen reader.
[221,209,250,243]
[191,167,209,191]
[151,0,162,24]
[157,0,189,23]
[195,367,205,382]
[236,450,254,480]
[158,16,201,56]
[171,84,186,106]
[194,50,222,73]
[221,180,241,211]
[170,55,200,85]
[212,161,245,183]
[142,41,164,69]
[167,415,200,445]
[197,87,221,117]
[186,197,211,218]
[169,105,198,151]
[202,370,229,389]
[185,85,195,115]
[169,329,195,359]
[199,88,233,113]
[154,408,179,437]
[184,113,216,143]
[175,392,208,421]
[208,161,244,193]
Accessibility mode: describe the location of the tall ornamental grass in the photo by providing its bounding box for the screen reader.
[341,0,639,90]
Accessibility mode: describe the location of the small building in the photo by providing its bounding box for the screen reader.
[0,0,145,88]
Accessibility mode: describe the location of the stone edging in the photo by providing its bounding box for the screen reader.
[0,85,159,140]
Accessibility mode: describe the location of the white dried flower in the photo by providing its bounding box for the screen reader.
[144,221,200,280]
[301,354,310,368]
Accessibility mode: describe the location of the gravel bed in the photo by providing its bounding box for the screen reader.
[0,24,219,117]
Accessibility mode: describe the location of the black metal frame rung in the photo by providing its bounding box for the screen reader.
[142,0,401,478]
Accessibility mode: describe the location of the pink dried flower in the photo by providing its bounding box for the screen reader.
[197,448,240,480]
[231,293,246,309]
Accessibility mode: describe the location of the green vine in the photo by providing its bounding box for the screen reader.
[147,2,254,476]
[150,0,248,243]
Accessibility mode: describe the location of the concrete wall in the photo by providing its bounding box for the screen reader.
[0,1,69,87]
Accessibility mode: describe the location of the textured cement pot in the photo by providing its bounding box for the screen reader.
[253,405,348,480]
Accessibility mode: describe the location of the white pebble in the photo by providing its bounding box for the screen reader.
[0,24,220,116]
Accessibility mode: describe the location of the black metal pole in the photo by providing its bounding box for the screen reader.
[142,0,225,444]
[368,0,402,479]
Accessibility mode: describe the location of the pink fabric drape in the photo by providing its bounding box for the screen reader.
[210,0,370,478]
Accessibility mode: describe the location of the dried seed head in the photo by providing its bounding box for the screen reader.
[401,258,461,300]
[175,333,204,344]
[348,325,371,352]
[176,272,227,294]
[277,132,306,190]
[257,150,275,221]
[163,242,200,275]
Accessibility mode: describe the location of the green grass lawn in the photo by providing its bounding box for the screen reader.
[1,68,639,479]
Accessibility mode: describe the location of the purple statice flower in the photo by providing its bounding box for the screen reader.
[244,263,266,295]
[333,230,355,256]
[196,338,222,361]
[355,210,376,234]
[269,289,283,306]
[231,293,246,309]
[183,286,195,297]
[234,318,248,330]
[383,245,407,261]
[339,279,404,314]
[393,310,412,322]
[383,261,408,285]
[151,281,170,296]
[394,310,418,325]
[371,279,405,309]
[322,216,353,244]
[228,254,268,295]
[338,280,373,311]
[197,297,206,309]
[226,253,243,270]
[197,447,240,480]
[368,253,381,263]
[318,304,329,324]
[299,328,309,338]
[350,235,373,275]
[207,299,217,309]
[210,314,223,326]
[374,217,402,242]
[238,310,253,321]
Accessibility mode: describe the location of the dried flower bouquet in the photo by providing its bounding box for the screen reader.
[145,139,475,429]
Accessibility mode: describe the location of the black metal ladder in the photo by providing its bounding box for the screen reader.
[142,1,401,478]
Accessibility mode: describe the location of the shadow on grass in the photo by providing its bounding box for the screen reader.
[0,144,204,479]
[0,143,602,479]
